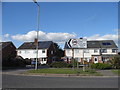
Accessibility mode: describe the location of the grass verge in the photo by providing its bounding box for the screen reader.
[111,69,120,75]
[27,68,102,76]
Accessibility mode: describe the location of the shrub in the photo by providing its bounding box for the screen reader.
[2,56,26,68]
[71,59,78,67]
[109,55,120,69]
[50,61,72,68]
[91,63,112,70]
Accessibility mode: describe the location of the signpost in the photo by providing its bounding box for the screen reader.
[67,38,87,71]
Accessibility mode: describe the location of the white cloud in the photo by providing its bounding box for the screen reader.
[4,30,118,46]
[11,30,76,43]
[4,34,10,38]
[84,33,118,45]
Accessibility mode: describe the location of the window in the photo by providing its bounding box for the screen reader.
[18,51,21,54]
[84,49,89,53]
[42,58,46,61]
[51,51,53,54]
[33,51,37,53]
[102,42,111,46]
[112,49,116,53]
[25,50,29,54]
[101,49,107,53]
[75,49,79,53]
[42,49,45,53]
[67,50,71,54]
[94,49,98,53]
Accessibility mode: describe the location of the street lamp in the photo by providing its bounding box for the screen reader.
[33,0,40,70]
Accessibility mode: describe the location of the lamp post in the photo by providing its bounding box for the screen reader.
[33,0,40,70]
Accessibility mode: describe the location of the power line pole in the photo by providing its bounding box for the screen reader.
[33,0,40,70]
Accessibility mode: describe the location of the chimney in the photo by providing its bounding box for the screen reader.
[34,38,38,45]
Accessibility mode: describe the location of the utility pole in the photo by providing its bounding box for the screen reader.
[72,48,75,70]
[33,0,40,70]
[83,49,85,71]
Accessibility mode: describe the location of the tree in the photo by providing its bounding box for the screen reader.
[53,43,64,58]
[118,52,120,55]
[109,55,120,69]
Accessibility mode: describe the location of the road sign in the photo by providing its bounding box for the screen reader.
[67,38,87,48]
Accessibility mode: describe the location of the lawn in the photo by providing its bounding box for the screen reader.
[27,68,101,76]
[111,69,120,75]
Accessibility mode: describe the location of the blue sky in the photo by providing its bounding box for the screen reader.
[2,2,118,48]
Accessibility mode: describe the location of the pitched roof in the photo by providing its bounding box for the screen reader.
[64,40,118,49]
[0,42,16,49]
[18,41,53,49]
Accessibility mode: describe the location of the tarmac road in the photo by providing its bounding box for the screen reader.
[2,74,118,88]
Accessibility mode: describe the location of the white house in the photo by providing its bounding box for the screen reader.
[17,40,56,64]
[64,39,118,63]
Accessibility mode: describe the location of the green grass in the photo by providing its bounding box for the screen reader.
[27,68,101,76]
[111,70,120,75]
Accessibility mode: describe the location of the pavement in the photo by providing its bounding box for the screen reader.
[97,70,117,76]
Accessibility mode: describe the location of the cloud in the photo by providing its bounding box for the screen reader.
[4,30,118,46]
[84,33,118,45]
[11,30,76,43]
[4,34,10,38]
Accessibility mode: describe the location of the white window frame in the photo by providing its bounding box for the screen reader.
[94,49,98,53]
[84,49,89,53]
[42,49,45,53]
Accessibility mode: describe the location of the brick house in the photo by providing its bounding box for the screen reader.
[0,41,16,61]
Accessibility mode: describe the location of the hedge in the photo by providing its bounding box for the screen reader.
[91,63,112,70]
[50,61,72,68]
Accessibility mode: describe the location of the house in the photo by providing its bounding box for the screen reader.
[0,41,16,61]
[17,40,56,64]
[64,39,118,64]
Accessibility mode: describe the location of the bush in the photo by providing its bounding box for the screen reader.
[109,55,120,69]
[50,61,72,68]
[71,59,78,67]
[91,63,112,70]
[2,57,26,68]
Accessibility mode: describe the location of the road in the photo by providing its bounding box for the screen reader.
[2,74,118,88]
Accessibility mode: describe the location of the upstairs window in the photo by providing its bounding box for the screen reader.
[25,51,29,54]
[84,49,89,53]
[33,51,37,53]
[51,51,53,54]
[101,49,107,53]
[42,49,45,53]
[18,51,21,54]
[112,49,116,53]
[66,50,71,54]
[94,49,98,53]
[75,49,79,53]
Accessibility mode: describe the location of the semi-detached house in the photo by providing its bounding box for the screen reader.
[64,40,118,63]
[17,41,56,64]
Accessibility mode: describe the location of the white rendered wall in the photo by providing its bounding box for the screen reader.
[17,49,47,59]
[65,49,100,58]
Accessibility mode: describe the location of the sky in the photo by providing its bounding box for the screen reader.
[2,2,118,49]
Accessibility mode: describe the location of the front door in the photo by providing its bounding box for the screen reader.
[94,57,98,63]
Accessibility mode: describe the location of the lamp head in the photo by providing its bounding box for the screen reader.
[33,0,37,3]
